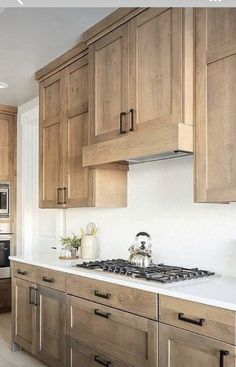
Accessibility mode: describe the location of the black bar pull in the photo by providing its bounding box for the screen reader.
[63,187,68,205]
[220,350,229,367]
[42,276,55,283]
[120,112,127,134]
[94,290,111,300]
[29,286,35,305]
[57,188,62,205]
[94,309,111,319]
[178,313,205,326]
[94,355,111,366]
[129,108,135,131]
[17,269,27,276]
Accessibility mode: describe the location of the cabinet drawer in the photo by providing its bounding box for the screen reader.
[36,267,66,292]
[67,295,158,367]
[66,274,157,320]
[12,261,36,283]
[67,337,130,367]
[159,295,236,344]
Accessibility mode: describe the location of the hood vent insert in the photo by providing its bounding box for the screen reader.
[127,150,193,165]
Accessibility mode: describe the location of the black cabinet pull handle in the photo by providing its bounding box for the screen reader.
[94,355,111,366]
[94,290,111,299]
[63,187,68,205]
[94,309,111,319]
[178,313,205,326]
[42,276,55,283]
[220,350,229,367]
[57,188,62,205]
[17,269,27,276]
[129,108,135,131]
[120,112,127,134]
[29,286,35,305]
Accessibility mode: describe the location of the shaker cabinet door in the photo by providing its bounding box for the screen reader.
[195,9,236,202]
[39,72,64,208]
[0,113,15,181]
[159,324,236,367]
[89,23,129,144]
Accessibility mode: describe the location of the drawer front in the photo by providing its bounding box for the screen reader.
[159,295,236,344]
[36,267,66,292]
[67,295,158,367]
[66,274,157,320]
[12,261,36,283]
[67,337,130,367]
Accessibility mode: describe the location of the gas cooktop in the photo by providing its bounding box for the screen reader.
[75,259,215,284]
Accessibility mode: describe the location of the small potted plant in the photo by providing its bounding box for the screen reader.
[60,233,81,259]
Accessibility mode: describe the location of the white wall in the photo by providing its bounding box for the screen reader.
[17,101,236,277]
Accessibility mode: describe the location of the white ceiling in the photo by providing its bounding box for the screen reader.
[0,8,115,106]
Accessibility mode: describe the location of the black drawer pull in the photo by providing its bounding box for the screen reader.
[178,313,205,326]
[17,269,28,276]
[220,350,229,367]
[94,290,111,299]
[94,355,111,366]
[129,108,135,131]
[29,286,35,305]
[120,112,127,134]
[42,276,55,283]
[94,309,111,319]
[57,188,62,205]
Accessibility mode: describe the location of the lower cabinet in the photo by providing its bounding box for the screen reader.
[0,278,11,313]
[67,336,130,367]
[66,295,158,367]
[35,285,66,367]
[159,323,236,367]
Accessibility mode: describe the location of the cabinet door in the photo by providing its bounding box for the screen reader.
[159,324,236,367]
[129,8,187,132]
[0,113,15,181]
[39,72,64,208]
[89,23,129,144]
[195,9,236,202]
[66,337,130,367]
[67,295,158,367]
[63,55,92,207]
[12,277,36,353]
[36,286,66,367]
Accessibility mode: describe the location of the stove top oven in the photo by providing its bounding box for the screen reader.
[0,183,10,218]
[0,239,11,278]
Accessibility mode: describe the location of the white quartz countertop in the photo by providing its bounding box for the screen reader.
[10,255,236,312]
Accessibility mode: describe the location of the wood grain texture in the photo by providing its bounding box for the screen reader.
[159,323,236,367]
[67,295,158,367]
[0,113,15,181]
[0,105,17,115]
[36,267,66,292]
[12,261,36,283]
[66,274,158,320]
[159,295,236,345]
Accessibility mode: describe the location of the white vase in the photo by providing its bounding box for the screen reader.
[81,235,98,259]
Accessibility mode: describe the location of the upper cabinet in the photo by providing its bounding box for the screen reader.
[84,8,194,166]
[0,106,17,182]
[195,9,236,203]
[37,45,127,209]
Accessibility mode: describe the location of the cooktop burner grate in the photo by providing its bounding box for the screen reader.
[75,259,215,283]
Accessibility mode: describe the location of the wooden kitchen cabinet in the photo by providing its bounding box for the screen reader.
[195,9,236,202]
[0,278,11,313]
[159,323,236,367]
[67,295,158,367]
[38,46,127,208]
[84,8,193,166]
[0,106,17,181]
[35,285,66,367]
[12,277,36,354]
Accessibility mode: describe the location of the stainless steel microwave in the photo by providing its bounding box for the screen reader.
[0,183,10,218]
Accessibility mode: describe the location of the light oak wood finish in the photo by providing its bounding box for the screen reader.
[36,267,66,292]
[0,278,11,313]
[0,112,16,181]
[12,261,36,283]
[67,295,158,367]
[159,295,236,345]
[66,274,158,320]
[12,277,36,354]
[195,9,236,203]
[36,286,66,367]
[159,323,236,367]
[66,336,130,367]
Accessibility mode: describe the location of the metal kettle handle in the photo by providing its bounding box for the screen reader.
[135,232,151,238]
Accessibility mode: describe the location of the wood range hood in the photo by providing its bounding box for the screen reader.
[83,122,193,167]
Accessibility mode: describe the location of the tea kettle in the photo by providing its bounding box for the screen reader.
[128,232,152,268]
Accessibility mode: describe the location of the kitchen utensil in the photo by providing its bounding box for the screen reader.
[128,232,152,268]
